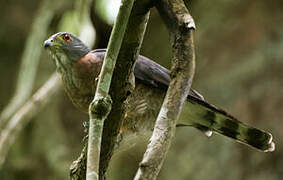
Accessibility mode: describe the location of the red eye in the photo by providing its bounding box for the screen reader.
[63,34,72,42]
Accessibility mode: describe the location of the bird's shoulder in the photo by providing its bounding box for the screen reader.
[89,48,204,101]
[73,51,103,77]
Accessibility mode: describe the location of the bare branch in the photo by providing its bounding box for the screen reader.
[134,0,196,179]
[99,0,152,179]
[0,73,61,167]
[69,1,152,179]
[86,0,135,179]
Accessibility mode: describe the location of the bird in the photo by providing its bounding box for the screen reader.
[44,32,275,152]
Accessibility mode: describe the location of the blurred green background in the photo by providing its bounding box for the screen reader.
[0,0,282,179]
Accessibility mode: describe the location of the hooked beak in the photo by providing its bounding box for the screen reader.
[44,39,52,48]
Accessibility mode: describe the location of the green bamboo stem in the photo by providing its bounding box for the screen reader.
[86,0,135,179]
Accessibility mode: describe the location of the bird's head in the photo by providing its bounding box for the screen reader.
[44,32,91,71]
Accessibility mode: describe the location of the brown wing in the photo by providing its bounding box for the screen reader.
[134,54,204,101]
[91,49,205,101]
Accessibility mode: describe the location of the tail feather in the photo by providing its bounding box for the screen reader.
[178,96,275,152]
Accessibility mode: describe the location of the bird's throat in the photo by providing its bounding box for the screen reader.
[51,52,73,73]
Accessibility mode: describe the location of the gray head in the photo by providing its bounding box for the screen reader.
[44,32,91,67]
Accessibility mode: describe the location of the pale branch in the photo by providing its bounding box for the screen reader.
[134,0,196,179]
[0,0,67,129]
[69,1,153,179]
[86,0,135,179]
[99,0,152,179]
[0,73,61,167]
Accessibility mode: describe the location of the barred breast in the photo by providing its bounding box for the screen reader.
[123,82,165,133]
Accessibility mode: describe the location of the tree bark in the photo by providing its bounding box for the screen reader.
[86,0,135,179]
[70,1,153,179]
[134,0,196,179]
[99,0,152,179]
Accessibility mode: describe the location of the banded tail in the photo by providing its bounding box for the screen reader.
[179,96,275,152]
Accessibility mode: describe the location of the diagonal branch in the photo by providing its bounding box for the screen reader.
[0,73,61,167]
[134,0,196,179]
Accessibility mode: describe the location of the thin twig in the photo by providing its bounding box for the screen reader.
[86,0,135,179]
[134,0,196,179]
[0,73,61,167]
